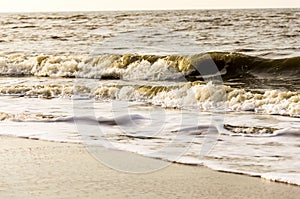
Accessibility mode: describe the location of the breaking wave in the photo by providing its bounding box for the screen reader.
[0,52,299,85]
[0,80,299,117]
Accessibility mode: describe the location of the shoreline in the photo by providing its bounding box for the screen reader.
[0,136,299,198]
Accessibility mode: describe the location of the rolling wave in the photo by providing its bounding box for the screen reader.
[0,52,299,86]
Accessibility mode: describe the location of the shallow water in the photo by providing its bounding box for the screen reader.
[0,94,299,185]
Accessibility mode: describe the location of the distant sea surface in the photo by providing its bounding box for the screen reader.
[0,9,299,185]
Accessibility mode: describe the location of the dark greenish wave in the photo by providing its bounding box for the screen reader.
[103,52,300,89]
[89,52,300,79]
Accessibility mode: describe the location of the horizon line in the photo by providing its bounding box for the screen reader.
[0,6,299,14]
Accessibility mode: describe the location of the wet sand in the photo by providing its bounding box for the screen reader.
[0,136,299,199]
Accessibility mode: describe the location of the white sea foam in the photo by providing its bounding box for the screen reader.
[0,96,299,186]
[262,173,300,186]
[123,59,183,81]
[0,77,299,117]
[0,54,184,80]
[151,82,300,117]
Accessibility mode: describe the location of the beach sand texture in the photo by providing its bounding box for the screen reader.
[0,136,299,199]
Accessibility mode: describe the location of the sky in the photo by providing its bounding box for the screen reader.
[0,0,299,13]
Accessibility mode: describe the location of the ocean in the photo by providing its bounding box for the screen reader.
[0,9,299,185]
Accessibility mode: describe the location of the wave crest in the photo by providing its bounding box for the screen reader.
[1,52,299,85]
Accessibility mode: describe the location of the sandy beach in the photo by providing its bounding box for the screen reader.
[0,136,299,199]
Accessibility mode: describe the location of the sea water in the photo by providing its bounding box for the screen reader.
[0,9,299,185]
